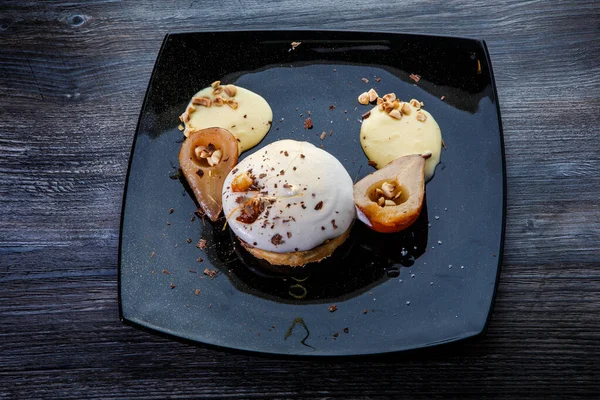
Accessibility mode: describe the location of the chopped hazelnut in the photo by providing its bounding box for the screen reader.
[358,92,370,105]
[409,99,422,108]
[223,84,237,97]
[367,88,378,102]
[226,99,239,110]
[381,182,396,198]
[416,110,427,122]
[400,102,411,115]
[382,93,396,102]
[384,199,396,207]
[192,96,212,107]
[213,96,224,107]
[388,109,402,120]
[212,86,223,95]
[211,80,221,88]
[207,149,222,166]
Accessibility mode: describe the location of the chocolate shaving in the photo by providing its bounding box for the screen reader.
[362,111,371,120]
[328,304,338,312]
[331,219,338,229]
[287,232,292,238]
[368,160,377,167]
[236,198,265,224]
[271,233,285,245]
[303,117,313,129]
[196,169,204,178]
[329,105,336,110]
[259,173,267,178]
[314,201,323,210]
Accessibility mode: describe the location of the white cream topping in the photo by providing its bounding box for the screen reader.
[185,86,273,153]
[360,104,442,181]
[222,140,356,253]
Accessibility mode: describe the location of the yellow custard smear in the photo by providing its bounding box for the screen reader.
[180,83,273,153]
[360,99,442,181]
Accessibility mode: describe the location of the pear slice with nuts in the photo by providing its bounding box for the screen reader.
[179,127,239,221]
[353,155,425,233]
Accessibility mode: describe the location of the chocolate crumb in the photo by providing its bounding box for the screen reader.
[329,105,336,110]
[295,247,299,251]
[343,327,349,333]
[271,233,285,246]
[259,173,267,179]
[363,309,368,314]
[280,170,285,175]
[329,304,338,312]
[196,257,203,263]
[243,114,247,118]
[300,154,305,158]
[321,226,325,230]
[196,239,207,249]
[312,193,316,197]
[162,269,170,275]
[169,208,174,214]
[232,168,238,174]
[293,167,297,171]
[170,283,176,289]
[304,117,313,129]
[368,160,377,167]
[315,201,323,210]
[333,332,339,338]
[375,77,382,82]
[331,219,338,229]
[284,150,289,156]
[362,111,371,120]
[186,238,192,243]
[287,232,292,239]
[442,139,447,149]
[195,288,200,296]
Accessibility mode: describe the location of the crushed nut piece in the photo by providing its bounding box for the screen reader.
[389,109,402,120]
[384,199,396,207]
[207,149,222,166]
[375,77,382,82]
[328,304,338,312]
[223,84,237,97]
[361,78,369,83]
[226,99,239,110]
[304,117,313,129]
[409,73,421,83]
[211,80,221,88]
[179,111,190,123]
[358,92,370,105]
[291,41,301,50]
[368,160,377,167]
[368,88,378,102]
[192,96,212,107]
[382,93,396,102]
[381,182,396,198]
[212,86,223,95]
[421,151,432,159]
[400,102,411,115]
[362,111,371,120]
[195,288,200,296]
[203,268,217,279]
[378,197,385,206]
[409,99,422,108]
[320,131,326,140]
[416,110,427,122]
[213,96,224,107]
[197,239,207,249]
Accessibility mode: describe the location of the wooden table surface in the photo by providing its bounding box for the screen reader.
[1,1,599,398]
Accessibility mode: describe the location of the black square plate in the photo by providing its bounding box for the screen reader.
[119,30,505,356]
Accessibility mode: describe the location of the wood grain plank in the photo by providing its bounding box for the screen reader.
[1,0,599,398]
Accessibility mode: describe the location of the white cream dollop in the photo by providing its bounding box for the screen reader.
[222,140,355,253]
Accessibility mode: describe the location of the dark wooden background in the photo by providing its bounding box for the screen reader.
[1,0,599,398]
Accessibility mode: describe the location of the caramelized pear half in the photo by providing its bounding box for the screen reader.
[179,127,239,221]
[354,155,425,233]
